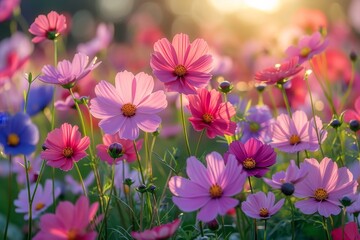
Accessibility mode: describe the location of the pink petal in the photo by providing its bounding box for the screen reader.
[172,196,209,212]
[169,176,208,198]
[132,72,154,106]
[186,157,211,189]
[99,115,125,135]
[171,33,190,64]
[206,152,225,184]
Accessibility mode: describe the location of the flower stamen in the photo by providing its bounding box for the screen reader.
[174,65,187,77]
[209,184,223,198]
[63,147,74,158]
[259,207,269,218]
[35,202,45,211]
[243,158,256,169]
[7,133,20,146]
[202,113,213,123]
[314,188,328,201]
[121,103,137,117]
[289,134,301,145]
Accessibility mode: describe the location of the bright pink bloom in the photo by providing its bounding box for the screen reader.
[225,138,276,178]
[33,196,99,240]
[90,71,167,140]
[29,11,67,43]
[150,33,213,95]
[169,152,247,222]
[41,123,90,171]
[187,88,236,139]
[331,222,360,240]
[270,110,327,153]
[131,219,181,240]
[39,52,100,89]
[96,134,143,164]
[344,96,360,123]
[241,192,284,219]
[0,0,20,22]
[294,158,358,217]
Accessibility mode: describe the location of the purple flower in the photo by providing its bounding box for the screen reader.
[65,173,95,195]
[54,92,79,111]
[23,85,54,116]
[347,193,360,215]
[13,155,42,184]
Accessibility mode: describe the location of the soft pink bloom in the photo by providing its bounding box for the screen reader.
[286,32,329,64]
[96,133,143,164]
[169,152,247,222]
[331,222,360,240]
[54,92,78,111]
[187,88,236,139]
[225,138,276,178]
[65,173,95,195]
[294,158,358,217]
[241,192,284,219]
[33,196,99,240]
[90,71,168,140]
[41,123,90,171]
[131,219,181,240]
[150,33,213,95]
[344,96,360,122]
[270,110,327,153]
[293,9,327,33]
[39,52,100,89]
[0,0,20,22]
[13,155,42,184]
[14,179,61,220]
[29,11,67,43]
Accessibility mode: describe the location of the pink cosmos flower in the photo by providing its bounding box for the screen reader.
[270,110,327,153]
[33,196,99,240]
[150,33,213,95]
[331,222,360,240]
[169,152,247,222]
[39,52,100,89]
[54,92,79,111]
[90,71,168,140]
[131,219,181,240]
[96,133,143,164]
[187,88,236,139]
[65,173,95,195]
[344,96,360,123]
[294,158,358,217]
[241,191,284,219]
[29,11,67,43]
[0,0,20,22]
[41,123,90,171]
[225,138,276,178]
[286,32,329,64]
[254,57,303,85]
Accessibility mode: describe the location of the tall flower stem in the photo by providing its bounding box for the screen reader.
[3,155,12,240]
[323,217,330,240]
[263,220,267,240]
[296,151,300,168]
[133,140,145,184]
[180,94,191,157]
[340,61,356,111]
[278,84,292,118]
[248,177,257,240]
[23,156,33,240]
[195,129,205,156]
[74,162,87,196]
[287,196,295,240]
[144,133,152,180]
[199,221,204,237]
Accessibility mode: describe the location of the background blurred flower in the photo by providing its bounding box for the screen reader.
[331,222,360,240]
[13,155,42,184]
[132,219,181,240]
[65,172,94,195]
[23,85,54,116]
[0,0,20,22]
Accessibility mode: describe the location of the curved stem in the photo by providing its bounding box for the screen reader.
[180,94,191,157]
[23,156,32,239]
[248,177,254,194]
[3,155,12,240]
[323,216,330,240]
[99,163,115,237]
[194,129,205,157]
[133,140,145,184]
[74,162,87,196]
[278,84,292,118]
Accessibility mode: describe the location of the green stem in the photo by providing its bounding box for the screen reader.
[133,141,145,184]
[144,133,151,180]
[74,162,87,196]
[3,155,12,240]
[278,84,292,117]
[99,163,115,237]
[248,177,254,194]
[323,216,330,240]
[340,61,356,111]
[296,151,300,168]
[23,156,32,240]
[194,129,205,156]
[235,206,245,240]
[180,94,191,157]
[199,221,204,237]
[288,197,295,240]
[335,129,345,167]
[342,208,346,240]
[263,220,267,240]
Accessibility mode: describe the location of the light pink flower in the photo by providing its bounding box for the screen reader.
[131,219,181,240]
[169,152,247,222]
[241,191,284,219]
[39,52,100,89]
[90,71,168,140]
[33,196,99,240]
[0,0,20,22]
[29,11,67,43]
[150,33,213,95]
[344,96,360,123]
[294,158,358,217]
[187,88,236,139]
[41,123,90,171]
[65,173,95,195]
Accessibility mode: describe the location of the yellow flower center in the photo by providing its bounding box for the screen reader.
[289,134,301,145]
[300,47,312,57]
[202,113,213,123]
[63,147,74,158]
[249,122,260,132]
[314,188,328,201]
[174,65,187,77]
[121,103,137,117]
[209,184,223,198]
[67,229,77,240]
[7,133,20,146]
[259,207,269,218]
[243,158,256,169]
[35,202,45,211]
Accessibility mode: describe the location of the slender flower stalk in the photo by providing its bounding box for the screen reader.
[180,94,191,156]
[278,83,292,117]
[3,155,12,240]
[74,162,87,196]
[23,156,33,239]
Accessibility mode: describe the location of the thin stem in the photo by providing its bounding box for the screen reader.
[144,133,151,180]
[335,129,345,167]
[296,151,300,168]
[288,197,295,240]
[248,177,254,194]
[278,84,292,117]
[133,140,145,184]
[235,207,245,240]
[74,162,87,196]
[340,61,356,111]
[342,208,346,240]
[3,155,12,240]
[23,156,32,240]
[180,94,191,157]
[194,129,205,156]
[263,220,267,240]
[323,216,330,240]
[199,221,204,237]
[99,163,115,237]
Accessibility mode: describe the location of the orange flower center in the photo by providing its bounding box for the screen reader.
[314,188,328,201]
[35,202,45,211]
[209,184,223,198]
[259,207,269,218]
[174,65,187,77]
[289,134,301,145]
[243,158,256,169]
[202,113,214,123]
[300,47,312,57]
[7,133,20,146]
[63,147,74,158]
[249,122,260,132]
[121,103,136,117]
[67,229,78,240]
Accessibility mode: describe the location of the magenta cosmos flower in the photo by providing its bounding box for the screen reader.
[331,222,360,240]
[286,32,329,64]
[131,219,181,240]
[294,157,358,217]
[241,191,284,219]
[90,71,167,140]
[150,33,213,95]
[29,11,67,43]
[33,196,99,240]
[187,88,236,139]
[41,123,90,171]
[0,0,20,22]
[169,152,247,222]
[270,110,327,153]
[225,138,276,178]
[39,52,100,89]
[254,57,303,85]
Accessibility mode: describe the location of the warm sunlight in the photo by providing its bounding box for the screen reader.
[209,0,280,13]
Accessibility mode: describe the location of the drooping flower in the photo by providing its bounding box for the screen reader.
[270,110,327,153]
[294,157,358,217]
[29,11,67,43]
[39,52,100,89]
[14,179,61,220]
[23,85,54,116]
[187,88,236,139]
[0,0,20,22]
[241,191,284,219]
[0,112,39,155]
[131,219,181,240]
[90,71,168,140]
[331,222,360,240]
[13,155,42,184]
[65,173,95,195]
[33,196,99,240]
[225,138,276,178]
[150,33,213,95]
[169,152,247,222]
[41,123,90,171]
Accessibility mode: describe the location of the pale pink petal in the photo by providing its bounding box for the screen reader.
[172,33,189,64]
[206,151,225,183]
[115,70,136,103]
[186,157,211,188]
[169,176,208,197]
[172,196,209,212]
[99,115,125,135]
[133,72,154,106]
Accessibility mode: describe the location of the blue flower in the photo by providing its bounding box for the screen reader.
[23,85,54,116]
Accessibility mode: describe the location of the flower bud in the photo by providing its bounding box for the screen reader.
[137,184,147,193]
[281,182,295,196]
[350,51,357,62]
[108,142,123,159]
[123,178,134,186]
[218,81,233,94]
[330,119,342,129]
[341,196,353,207]
[148,184,156,193]
[349,120,360,132]
[206,219,219,231]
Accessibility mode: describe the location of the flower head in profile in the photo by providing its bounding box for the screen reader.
[33,196,99,240]
[241,192,284,219]
[65,173,94,195]
[150,33,213,94]
[169,152,247,222]
[90,71,167,140]
[0,0,20,22]
[39,52,100,89]
[41,123,90,171]
[331,222,360,240]
[132,219,181,240]
[294,158,358,217]
[187,88,236,139]
[29,11,67,43]
[225,138,276,178]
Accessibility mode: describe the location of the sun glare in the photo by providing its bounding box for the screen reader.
[209,0,280,13]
